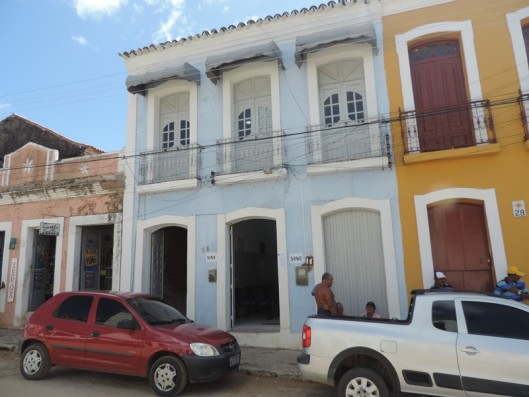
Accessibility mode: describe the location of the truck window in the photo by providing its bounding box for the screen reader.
[462,301,529,340]
[432,300,457,332]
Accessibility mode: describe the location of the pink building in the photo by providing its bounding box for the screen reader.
[0,114,124,327]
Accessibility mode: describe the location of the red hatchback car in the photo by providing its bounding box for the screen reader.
[20,291,240,396]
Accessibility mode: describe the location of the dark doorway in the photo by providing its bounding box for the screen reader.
[151,227,187,314]
[80,226,114,291]
[232,219,279,329]
[410,39,473,151]
[428,201,494,292]
[29,231,56,311]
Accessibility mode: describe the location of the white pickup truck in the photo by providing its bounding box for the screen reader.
[297,290,529,397]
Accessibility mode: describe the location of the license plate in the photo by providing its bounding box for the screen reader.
[229,354,240,367]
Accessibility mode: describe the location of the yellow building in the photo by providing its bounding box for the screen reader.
[383,0,529,292]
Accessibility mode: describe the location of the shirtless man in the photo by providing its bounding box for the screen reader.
[314,272,337,316]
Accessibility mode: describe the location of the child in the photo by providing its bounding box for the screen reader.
[362,301,381,318]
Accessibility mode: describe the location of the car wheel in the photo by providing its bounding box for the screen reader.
[20,343,51,380]
[338,367,389,397]
[149,355,187,397]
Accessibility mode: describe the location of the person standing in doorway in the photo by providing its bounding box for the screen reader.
[494,266,529,302]
[313,272,337,316]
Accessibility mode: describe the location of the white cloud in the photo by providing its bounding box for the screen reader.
[0,102,11,110]
[72,35,88,45]
[74,0,127,19]
[152,0,186,43]
[71,35,99,51]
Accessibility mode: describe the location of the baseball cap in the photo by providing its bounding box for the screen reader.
[435,271,447,279]
[507,266,525,277]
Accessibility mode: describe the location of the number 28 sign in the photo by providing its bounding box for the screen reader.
[512,200,527,217]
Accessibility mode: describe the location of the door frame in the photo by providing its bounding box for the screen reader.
[217,207,289,332]
[135,215,196,320]
[0,222,12,314]
[311,197,402,319]
[415,188,507,288]
[17,217,64,326]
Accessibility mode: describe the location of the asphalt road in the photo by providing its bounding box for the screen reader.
[0,350,335,397]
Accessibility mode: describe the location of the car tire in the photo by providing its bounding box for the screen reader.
[149,355,187,397]
[338,367,389,397]
[20,343,51,380]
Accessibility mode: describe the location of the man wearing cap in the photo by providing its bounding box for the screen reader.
[430,271,454,290]
[494,266,529,301]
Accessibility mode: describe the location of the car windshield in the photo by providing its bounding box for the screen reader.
[127,297,189,326]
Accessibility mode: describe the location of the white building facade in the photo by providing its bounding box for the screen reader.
[120,0,406,348]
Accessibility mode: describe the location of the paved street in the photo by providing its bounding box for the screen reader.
[0,350,334,397]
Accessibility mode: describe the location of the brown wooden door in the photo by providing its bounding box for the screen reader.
[410,40,474,151]
[428,202,494,292]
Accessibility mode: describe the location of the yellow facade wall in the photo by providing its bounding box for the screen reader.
[383,0,529,291]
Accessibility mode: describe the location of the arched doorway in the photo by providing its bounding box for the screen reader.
[323,209,388,318]
[231,219,279,329]
[428,201,494,292]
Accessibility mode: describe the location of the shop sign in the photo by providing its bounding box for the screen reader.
[7,258,17,302]
[40,222,60,236]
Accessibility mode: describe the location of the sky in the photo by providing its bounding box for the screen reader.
[0,0,319,152]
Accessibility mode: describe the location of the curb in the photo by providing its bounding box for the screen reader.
[238,366,301,380]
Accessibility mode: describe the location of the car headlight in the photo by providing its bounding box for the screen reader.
[190,343,220,357]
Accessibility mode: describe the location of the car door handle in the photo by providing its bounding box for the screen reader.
[91,331,100,338]
[460,346,479,355]
[45,324,54,331]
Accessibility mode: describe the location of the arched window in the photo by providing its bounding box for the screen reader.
[234,76,272,139]
[319,59,365,127]
[160,92,190,148]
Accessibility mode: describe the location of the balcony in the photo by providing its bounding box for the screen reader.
[216,130,284,175]
[138,145,200,185]
[399,100,496,154]
[305,121,386,165]
[518,92,529,142]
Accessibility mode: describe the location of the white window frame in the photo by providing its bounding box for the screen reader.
[306,43,382,172]
[507,6,529,132]
[147,81,197,150]
[141,81,198,190]
[221,62,282,176]
[507,7,529,94]
[395,21,486,152]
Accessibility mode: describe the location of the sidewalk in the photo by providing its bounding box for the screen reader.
[0,327,301,380]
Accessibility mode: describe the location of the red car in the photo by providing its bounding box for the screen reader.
[20,291,240,396]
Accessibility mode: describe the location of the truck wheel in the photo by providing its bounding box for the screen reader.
[149,355,187,396]
[338,367,389,397]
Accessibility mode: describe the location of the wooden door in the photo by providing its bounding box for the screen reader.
[428,202,494,292]
[410,40,473,151]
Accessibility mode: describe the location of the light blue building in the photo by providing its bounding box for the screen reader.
[119,0,406,348]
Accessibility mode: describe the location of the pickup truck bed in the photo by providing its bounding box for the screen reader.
[297,290,529,397]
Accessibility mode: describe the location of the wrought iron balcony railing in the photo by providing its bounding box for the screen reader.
[138,144,201,185]
[305,121,386,164]
[216,130,285,175]
[399,99,496,154]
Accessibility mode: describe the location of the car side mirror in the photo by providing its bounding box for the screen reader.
[117,319,138,330]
